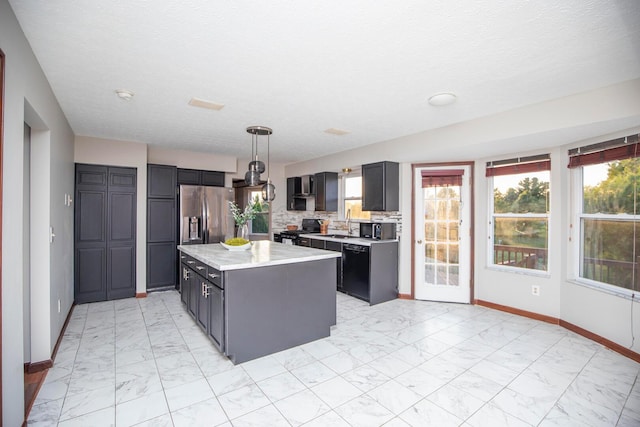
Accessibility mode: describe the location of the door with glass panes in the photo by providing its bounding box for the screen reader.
[414,166,472,302]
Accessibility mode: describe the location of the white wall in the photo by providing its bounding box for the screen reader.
[75,136,148,294]
[1,0,75,424]
[284,78,640,354]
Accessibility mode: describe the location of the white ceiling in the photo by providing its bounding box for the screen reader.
[9,0,640,164]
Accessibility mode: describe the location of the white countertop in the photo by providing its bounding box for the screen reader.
[299,234,398,246]
[178,240,341,271]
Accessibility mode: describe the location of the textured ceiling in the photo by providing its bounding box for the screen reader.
[8,0,640,163]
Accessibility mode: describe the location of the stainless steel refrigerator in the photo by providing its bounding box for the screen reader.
[179,185,235,244]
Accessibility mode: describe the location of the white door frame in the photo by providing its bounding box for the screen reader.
[412,162,474,303]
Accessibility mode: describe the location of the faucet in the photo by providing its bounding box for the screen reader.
[346,208,352,236]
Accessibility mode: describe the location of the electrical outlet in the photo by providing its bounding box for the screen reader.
[532,285,540,296]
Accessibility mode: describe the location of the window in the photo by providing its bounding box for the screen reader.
[342,173,370,220]
[569,134,640,292]
[248,191,269,234]
[487,156,550,272]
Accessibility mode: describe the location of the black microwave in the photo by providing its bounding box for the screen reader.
[359,222,396,240]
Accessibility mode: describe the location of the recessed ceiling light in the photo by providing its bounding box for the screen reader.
[188,97,225,111]
[115,89,134,100]
[325,128,350,136]
[428,92,457,106]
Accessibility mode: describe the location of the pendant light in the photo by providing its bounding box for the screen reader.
[244,127,262,186]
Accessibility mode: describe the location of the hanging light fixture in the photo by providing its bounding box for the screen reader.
[245,126,276,201]
[244,126,262,186]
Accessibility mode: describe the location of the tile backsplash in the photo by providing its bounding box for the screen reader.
[272,209,402,236]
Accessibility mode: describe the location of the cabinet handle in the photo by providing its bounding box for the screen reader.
[196,266,204,271]
[203,283,212,297]
[208,273,219,279]
[181,255,186,259]
[187,260,195,265]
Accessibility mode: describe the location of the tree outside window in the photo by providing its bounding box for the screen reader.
[579,158,640,291]
[490,168,550,272]
[248,191,269,234]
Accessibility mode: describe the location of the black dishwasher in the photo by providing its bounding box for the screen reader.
[342,244,370,301]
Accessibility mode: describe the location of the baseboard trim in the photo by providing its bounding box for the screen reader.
[474,299,640,363]
[51,303,75,362]
[474,299,559,324]
[23,359,53,374]
[398,293,413,300]
[559,320,640,363]
[136,292,147,298]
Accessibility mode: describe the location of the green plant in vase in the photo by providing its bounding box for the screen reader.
[228,200,261,243]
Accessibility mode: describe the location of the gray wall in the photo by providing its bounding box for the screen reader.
[1,0,75,424]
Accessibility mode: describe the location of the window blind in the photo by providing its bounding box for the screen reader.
[421,169,464,187]
[486,154,550,177]
[568,134,640,168]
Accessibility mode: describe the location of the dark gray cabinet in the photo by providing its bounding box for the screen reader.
[362,161,399,211]
[147,164,177,290]
[286,177,307,211]
[314,172,338,212]
[177,168,225,187]
[75,164,136,303]
[341,240,398,305]
[180,254,224,351]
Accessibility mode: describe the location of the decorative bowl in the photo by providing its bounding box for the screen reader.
[286,225,298,231]
[220,242,251,251]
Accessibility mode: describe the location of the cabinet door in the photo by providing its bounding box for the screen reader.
[311,239,324,249]
[202,171,225,187]
[299,237,311,247]
[314,172,338,212]
[208,284,224,350]
[362,161,399,211]
[177,168,202,185]
[180,264,190,306]
[188,267,198,318]
[196,278,209,331]
[148,164,176,198]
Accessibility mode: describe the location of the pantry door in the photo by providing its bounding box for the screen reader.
[414,165,472,303]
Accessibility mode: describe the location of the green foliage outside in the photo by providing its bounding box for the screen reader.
[250,194,269,234]
[581,158,640,290]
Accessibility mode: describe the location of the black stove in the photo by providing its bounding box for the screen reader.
[276,218,322,244]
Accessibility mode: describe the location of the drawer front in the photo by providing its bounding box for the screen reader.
[206,267,224,288]
[183,254,207,277]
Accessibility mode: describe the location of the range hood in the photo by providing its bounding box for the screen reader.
[293,175,314,197]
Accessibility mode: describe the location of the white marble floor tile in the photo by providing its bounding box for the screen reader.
[394,367,447,397]
[59,384,115,422]
[115,359,162,404]
[301,339,342,359]
[171,397,229,427]
[399,399,463,427]
[418,355,466,382]
[274,388,332,426]
[343,364,391,392]
[449,370,504,402]
[321,350,364,374]
[427,383,485,420]
[271,346,317,370]
[311,375,363,408]
[334,394,394,427]
[216,383,271,419]
[490,386,558,426]
[27,398,64,427]
[115,389,169,427]
[207,366,254,396]
[291,359,338,387]
[302,410,352,427]
[131,414,174,427]
[465,402,531,427]
[368,353,413,378]
[155,352,205,389]
[231,404,291,427]
[241,355,288,382]
[33,377,69,405]
[165,378,215,412]
[191,344,235,377]
[468,358,520,386]
[256,371,307,402]
[57,406,115,427]
[367,379,423,415]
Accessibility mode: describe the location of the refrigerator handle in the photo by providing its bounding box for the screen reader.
[202,191,208,244]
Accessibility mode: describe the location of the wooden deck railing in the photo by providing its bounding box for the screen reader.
[494,245,547,270]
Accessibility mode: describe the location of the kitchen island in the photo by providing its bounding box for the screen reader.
[178,241,340,364]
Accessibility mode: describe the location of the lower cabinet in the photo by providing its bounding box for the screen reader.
[180,255,225,351]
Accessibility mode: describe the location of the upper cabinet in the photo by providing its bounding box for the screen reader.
[314,172,338,212]
[362,161,399,211]
[148,164,177,198]
[177,168,225,187]
[286,177,308,210]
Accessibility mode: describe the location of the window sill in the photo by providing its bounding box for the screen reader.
[486,264,551,278]
[568,278,639,302]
